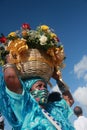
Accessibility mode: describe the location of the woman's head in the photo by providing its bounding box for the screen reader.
[27,77,49,105]
[30,80,47,91]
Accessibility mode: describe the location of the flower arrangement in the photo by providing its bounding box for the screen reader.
[0,23,65,72]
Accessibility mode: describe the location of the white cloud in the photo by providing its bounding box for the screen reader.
[84,74,87,81]
[73,85,87,107]
[74,55,87,81]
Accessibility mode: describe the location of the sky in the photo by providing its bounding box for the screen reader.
[0,0,87,129]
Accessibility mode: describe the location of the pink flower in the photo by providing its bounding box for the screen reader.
[35,98,40,102]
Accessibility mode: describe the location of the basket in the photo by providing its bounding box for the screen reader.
[17,49,54,82]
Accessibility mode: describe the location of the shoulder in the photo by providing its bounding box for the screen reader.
[81,116,87,121]
[74,116,87,123]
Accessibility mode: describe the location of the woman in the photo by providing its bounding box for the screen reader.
[0,63,75,130]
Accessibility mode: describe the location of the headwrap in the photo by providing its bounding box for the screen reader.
[23,77,49,105]
[24,77,47,90]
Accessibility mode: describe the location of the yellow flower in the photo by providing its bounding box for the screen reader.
[51,33,57,38]
[8,32,17,37]
[41,25,49,31]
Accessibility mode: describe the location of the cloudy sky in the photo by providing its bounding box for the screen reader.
[0,0,87,129]
[73,56,87,112]
[51,55,87,115]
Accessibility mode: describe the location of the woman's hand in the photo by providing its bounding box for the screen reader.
[52,69,60,81]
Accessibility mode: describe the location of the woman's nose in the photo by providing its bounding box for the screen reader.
[39,85,45,90]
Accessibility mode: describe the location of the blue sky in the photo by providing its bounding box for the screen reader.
[0,0,87,129]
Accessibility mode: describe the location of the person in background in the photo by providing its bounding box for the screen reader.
[48,92,62,102]
[62,90,74,107]
[73,106,87,130]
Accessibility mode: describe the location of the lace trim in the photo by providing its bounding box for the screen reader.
[42,109,61,130]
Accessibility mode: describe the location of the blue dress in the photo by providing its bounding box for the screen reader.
[0,71,75,130]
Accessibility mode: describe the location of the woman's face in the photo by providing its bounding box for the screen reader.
[31,81,47,91]
[30,81,48,105]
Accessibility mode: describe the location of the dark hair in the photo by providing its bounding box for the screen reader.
[74,106,83,117]
[48,92,62,102]
[0,121,4,130]
[0,114,4,130]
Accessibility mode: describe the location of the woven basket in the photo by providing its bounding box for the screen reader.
[17,49,54,82]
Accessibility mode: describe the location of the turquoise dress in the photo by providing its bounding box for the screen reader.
[0,70,75,130]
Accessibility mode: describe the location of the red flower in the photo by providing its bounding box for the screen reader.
[57,37,60,42]
[22,23,31,30]
[0,36,7,44]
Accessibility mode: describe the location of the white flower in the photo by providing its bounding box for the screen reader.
[39,35,47,45]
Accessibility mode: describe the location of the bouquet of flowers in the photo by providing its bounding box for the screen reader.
[0,23,65,80]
